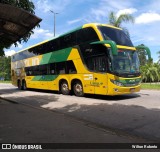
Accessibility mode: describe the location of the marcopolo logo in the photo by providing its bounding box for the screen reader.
[128,79,135,83]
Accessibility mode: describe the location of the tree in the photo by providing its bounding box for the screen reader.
[0,0,39,56]
[157,51,160,64]
[108,11,134,37]
[141,63,160,83]
[0,56,11,80]
[136,44,148,66]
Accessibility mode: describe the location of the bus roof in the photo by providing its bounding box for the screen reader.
[12,23,122,55]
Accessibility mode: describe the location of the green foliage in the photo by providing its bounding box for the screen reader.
[0,56,11,80]
[0,0,39,56]
[139,49,159,83]
[108,11,134,37]
[157,51,160,64]
[136,44,147,66]
[141,62,160,83]
[0,0,35,13]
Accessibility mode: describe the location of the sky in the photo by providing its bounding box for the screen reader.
[5,0,160,62]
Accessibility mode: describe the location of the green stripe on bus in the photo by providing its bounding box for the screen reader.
[40,47,72,64]
[32,75,58,81]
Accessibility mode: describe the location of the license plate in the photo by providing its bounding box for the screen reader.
[130,88,135,92]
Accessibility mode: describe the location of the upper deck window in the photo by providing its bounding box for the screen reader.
[98,26,133,47]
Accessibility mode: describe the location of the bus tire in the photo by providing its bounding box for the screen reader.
[22,80,27,90]
[60,81,70,95]
[73,81,84,97]
[17,80,22,90]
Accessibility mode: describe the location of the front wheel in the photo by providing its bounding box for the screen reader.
[73,81,84,97]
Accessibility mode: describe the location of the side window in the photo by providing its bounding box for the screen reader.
[77,27,99,44]
[50,63,56,74]
[63,34,71,48]
[86,57,94,71]
[66,61,77,74]
[46,38,61,52]
[25,67,34,76]
[33,66,40,75]
[86,56,107,72]
[25,67,29,76]
[56,62,66,74]
[39,64,47,75]
[95,56,107,72]
[84,28,99,42]
[77,29,85,44]
[13,50,35,61]
[60,37,66,50]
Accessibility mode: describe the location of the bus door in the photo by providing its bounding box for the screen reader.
[92,56,108,95]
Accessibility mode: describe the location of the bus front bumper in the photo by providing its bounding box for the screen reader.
[108,85,141,95]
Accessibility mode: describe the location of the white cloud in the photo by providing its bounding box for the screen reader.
[37,0,72,13]
[5,50,16,57]
[37,0,51,13]
[102,0,132,10]
[116,8,137,17]
[88,0,133,22]
[67,18,83,25]
[132,38,146,43]
[135,12,160,24]
[31,28,54,39]
[17,43,23,49]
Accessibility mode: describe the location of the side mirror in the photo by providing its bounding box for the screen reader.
[135,45,151,59]
[90,40,118,55]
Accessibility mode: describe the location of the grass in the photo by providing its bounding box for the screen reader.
[141,83,160,90]
[0,80,11,83]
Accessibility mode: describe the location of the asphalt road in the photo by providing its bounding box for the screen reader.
[1,98,152,152]
[0,83,160,151]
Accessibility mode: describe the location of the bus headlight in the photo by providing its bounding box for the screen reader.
[110,79,124,86]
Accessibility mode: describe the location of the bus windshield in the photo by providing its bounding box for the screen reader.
[98,26,133,47]
[109,50,140,76]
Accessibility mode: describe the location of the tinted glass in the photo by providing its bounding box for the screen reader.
[66,60,77,74]
[109,49,140,77]
[12,50,36,62]
[79,43,108,71]
[98,26,133,47]
[12,27,99,62]
[39,64,47,75]
[77,27,99,44]
[50,63,56,74]
[56,62,66,74]
[86,56,108,72]
[25,60,77,76]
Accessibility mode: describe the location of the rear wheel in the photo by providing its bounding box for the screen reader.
[17,80,22,90]
[73,81,84,97]
[22,80,27,90]
[60,81,70,95]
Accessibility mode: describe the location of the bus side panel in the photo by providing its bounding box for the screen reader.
[67,48,95,94]
[73,58,95,94]
[93,73,108,95]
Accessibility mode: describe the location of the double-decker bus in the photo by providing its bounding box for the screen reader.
[11,23,151,96]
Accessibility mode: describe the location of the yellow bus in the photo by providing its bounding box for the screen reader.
[11,23,151,96]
